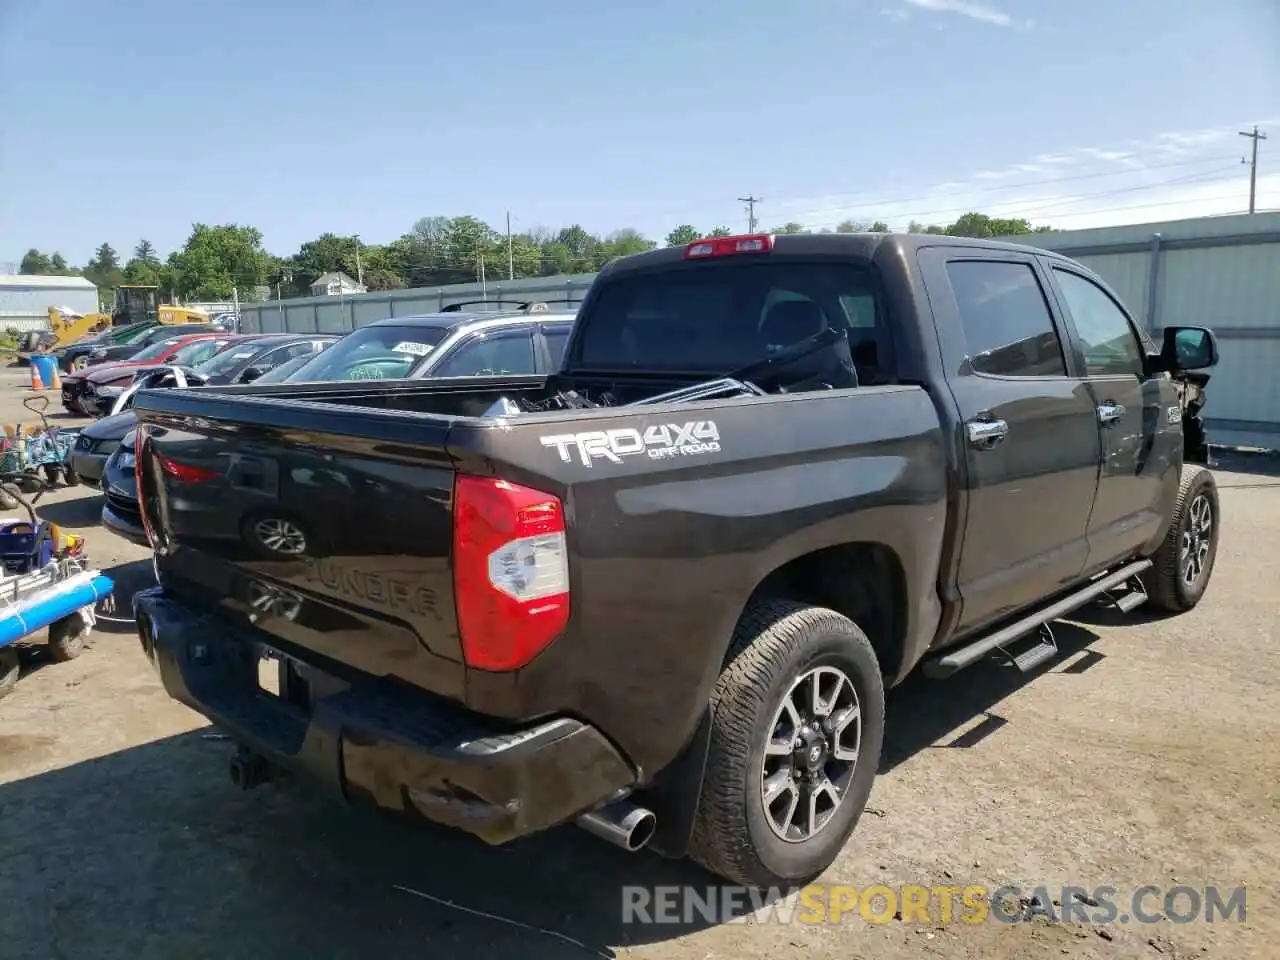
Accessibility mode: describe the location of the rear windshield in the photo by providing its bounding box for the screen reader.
[282,325,449,382]
[574,261,888,377]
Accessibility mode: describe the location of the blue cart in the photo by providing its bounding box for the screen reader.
[0,483,113,698]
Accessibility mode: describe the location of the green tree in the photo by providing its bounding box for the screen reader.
[870,221,890,232]
[170,223,274,300]
[123,257,161,286]
[19,249,52,274]
[772,222,809,235]
[600,228,655,259]
[133,239,160,265]
[908,220,947,235]
[84,242,124,306]
[708,226,733,237]
[665,225,701,246]
[944,213,1035,238]
[835,219,864,233]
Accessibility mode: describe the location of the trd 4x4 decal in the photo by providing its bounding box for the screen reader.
[540,421,721,467]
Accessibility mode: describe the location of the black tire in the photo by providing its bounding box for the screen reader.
[1141,466,1219,613]
[47,611,90,662]
[688,599,885,888]
[0,647,18,699]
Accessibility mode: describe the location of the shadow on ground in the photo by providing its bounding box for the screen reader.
[31,492,103,528]
[1211,446,1280,480]
[0,615,1111,959]
[881,619,1101,772]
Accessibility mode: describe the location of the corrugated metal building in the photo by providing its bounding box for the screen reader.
[0,274,100,333]
[997,211,1280,450]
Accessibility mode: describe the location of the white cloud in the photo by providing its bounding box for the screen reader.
[762,122,1279,234]
[879,6,910,22]
[899,0,1028,30]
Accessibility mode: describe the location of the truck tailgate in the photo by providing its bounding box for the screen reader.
[134,395,469,701]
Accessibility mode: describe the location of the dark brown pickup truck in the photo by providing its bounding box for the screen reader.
[130,233,1220,888]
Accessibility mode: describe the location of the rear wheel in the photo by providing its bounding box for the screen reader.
[72,356,89,371]
[0,647,18,699]
[688,599,885,888]
[1142,466,1219,613]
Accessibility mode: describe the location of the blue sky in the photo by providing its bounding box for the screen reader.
[2,0,1277,266]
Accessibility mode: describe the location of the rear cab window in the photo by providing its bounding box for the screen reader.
[572,261,895,384]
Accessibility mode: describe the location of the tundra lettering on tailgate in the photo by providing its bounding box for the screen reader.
[541,421,721,467]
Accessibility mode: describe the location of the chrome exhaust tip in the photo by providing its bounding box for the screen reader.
[576,800,657,852]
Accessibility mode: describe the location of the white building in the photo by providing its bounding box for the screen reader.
[0,274,99,332]
[309,271,366,297]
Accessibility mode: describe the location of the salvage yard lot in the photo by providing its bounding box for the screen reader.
[0,370,1276,960]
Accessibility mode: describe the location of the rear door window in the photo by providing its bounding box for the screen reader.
[432,329,537,377]
[542,324,571,369]
[574,261,889,378]
[945,260,1068,377]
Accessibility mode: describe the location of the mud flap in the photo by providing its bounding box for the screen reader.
[636,707,713,859]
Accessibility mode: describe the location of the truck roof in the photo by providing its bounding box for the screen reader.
[596,231,1070,279]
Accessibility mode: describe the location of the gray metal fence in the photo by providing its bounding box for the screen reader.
[239,273,598,336]
[240,212,1280,451]
[1011,212,1280,451]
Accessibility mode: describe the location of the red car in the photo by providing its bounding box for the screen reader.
[61,333,250,415]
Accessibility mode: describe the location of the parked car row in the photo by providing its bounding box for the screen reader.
[66,302,580,546]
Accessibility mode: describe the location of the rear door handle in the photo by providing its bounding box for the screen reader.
[966,418,1008,449]
[1097,402,1126,425]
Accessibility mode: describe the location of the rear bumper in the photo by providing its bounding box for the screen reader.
[102,502,149,546]
[132,588,636,844]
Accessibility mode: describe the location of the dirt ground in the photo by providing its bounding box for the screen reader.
[0,364,1277,960]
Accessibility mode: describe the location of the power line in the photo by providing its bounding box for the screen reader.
[793,163,1243,224]
[738,195,762,232]
[770,152,1242,215]
[1240,126,1268,214]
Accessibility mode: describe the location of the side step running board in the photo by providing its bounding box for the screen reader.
[924,559,1153,679]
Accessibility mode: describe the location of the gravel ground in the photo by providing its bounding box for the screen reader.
[0,367,1276,960]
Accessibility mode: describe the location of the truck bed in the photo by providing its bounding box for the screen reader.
[131,374,949,778]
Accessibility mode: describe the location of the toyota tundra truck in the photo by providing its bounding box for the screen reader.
[130,233,1221,888]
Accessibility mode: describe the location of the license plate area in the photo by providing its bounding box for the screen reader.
[257,651,281,696]
[255,647,311,710]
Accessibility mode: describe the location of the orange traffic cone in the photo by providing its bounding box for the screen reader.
[29,363,44,390]
[47,366,61,390]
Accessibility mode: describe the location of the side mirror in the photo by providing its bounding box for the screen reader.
[240,366,266,383]
[1160,326,1218,372]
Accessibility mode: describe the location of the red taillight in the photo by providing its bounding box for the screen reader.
[452,475,570,672]
[157,454,221,484]
[684,233,775,259]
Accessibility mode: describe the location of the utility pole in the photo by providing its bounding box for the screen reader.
[353,234,364,286]
[739,195,762,233]
[506,211,514,280]
[1239,125,1268,214]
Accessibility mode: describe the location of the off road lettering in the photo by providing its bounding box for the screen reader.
[541,421,721,467]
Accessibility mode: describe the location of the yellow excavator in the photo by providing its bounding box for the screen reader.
[42,286,209,351]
